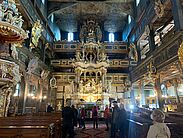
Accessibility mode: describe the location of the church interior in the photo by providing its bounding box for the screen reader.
[0,0,183,137]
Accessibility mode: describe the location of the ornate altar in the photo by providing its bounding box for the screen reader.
[72,19,109,104]
[0,0,28,117]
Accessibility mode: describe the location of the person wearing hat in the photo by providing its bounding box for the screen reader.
[147,109,171,138]
[111,101,120,138]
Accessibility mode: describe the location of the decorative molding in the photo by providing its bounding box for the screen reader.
[51,59,129,68]
[53,41,127,53]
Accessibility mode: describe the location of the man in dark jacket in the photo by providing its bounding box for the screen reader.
[111,101,120,138]
[62,101,74,138]
[71,105,78,127]
[118,103,127,138]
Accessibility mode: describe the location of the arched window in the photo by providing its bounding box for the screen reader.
[50,14,54,23]
[41,0,45,5]
[68,33,74,42]
[136,0,140,6]
[128,15,132,24]
[109,33,114,42]
[13,83,20,97]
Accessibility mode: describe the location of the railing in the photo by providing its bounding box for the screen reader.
[127,119,149,138]
[51,59,129,68]
[53,41,128,53]
[127,118,183,138]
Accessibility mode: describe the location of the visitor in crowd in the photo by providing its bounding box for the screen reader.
[147,109,171,138]
[80,107,86,129]
[62,101,75,138]
[104,105,110,131]
[118,103,127,138]
[46,103,54,113]
[110,101,120,138]
[71,105,78,136]
[77,107,82,128]
[71,105,78,127]
[92,106,98,129]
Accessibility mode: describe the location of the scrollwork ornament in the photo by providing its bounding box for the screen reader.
[41,70,50,80]
[11,44,18,60]
[129,43,138,62]
[178,42,183,67]
[154,0,164,18]
[50,76,57,88]
[30,20,43,49]
[26,57,39,74]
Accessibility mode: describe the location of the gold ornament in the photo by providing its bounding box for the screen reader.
[30,20,43,48]
[178,42,183,66]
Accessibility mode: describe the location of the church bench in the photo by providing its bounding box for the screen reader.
[0,126,51,138]
[0,114,62,138]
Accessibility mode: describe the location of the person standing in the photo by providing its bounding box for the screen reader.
[62,101,74,138]
[147,109,171,138]
[92,106,98,129]
[110,101,120,138]
[77,107,82,128]
[71,105,78,127]
[47,103,54,113]
[104,105,110,131]
[118,103,127,138]
[80,107,86,129]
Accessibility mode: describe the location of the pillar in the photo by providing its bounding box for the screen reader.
[62,86,65,108]
[136,42,141,63]
[22,74,29,113]
[171,0,183,31]
[173,79,180,103]
[154,77,163,109]
[38,80,43,111]
[149,25,156,52]
[130,84,135,105]
[139,81,146,107]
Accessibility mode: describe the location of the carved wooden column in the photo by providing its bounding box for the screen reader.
[139,80,146,107]
[173,79,180,103]
[148,25,156,52]
[130,84,136,105]
[171,0,183,31]
[154,77,163,109]
[22,73,29,114]
[38,79,43,111]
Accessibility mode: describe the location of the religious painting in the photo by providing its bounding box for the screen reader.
[64,45,69,49]
[56,93,62,99]
[70,44,76,49]
[106,46,112,49]
[119,46,126,50]
[114,76,118,81]
[56,45,62,49]
[106,76,112,80]
[114,61,119,65]
[57,86,63,92]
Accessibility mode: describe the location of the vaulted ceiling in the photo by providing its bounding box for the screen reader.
[48,0,134,32]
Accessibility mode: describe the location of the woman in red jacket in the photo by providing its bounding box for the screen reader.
[92,106,98,129]
[104,105,110,131]
[80,108,86,129]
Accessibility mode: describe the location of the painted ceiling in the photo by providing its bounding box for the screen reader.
[48,0,134,32]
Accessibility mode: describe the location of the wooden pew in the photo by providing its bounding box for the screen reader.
[0,113,62,138]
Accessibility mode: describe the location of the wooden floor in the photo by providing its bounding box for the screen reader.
[74,121,110,138]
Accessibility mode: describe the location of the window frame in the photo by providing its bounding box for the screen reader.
[68,32,74,42]
[109,33,114,42]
